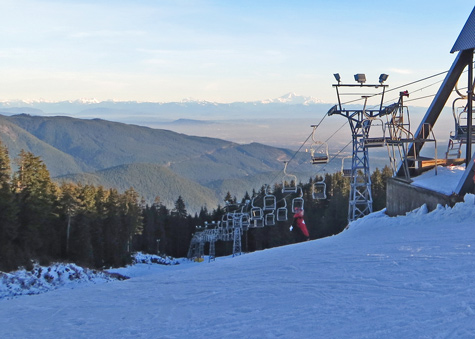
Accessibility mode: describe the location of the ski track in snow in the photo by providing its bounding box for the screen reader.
[0,196,475,338]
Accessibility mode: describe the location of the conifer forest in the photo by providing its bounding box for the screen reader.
[0,140,392,272]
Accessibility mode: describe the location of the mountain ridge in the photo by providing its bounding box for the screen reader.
[0,113,315,212]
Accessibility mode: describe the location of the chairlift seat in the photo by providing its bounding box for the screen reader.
[253,218,265,228]
[276,207,288,221]
[364,137,386,147]
[265,213,276,226]
[282,186,298,194]
[292,197,304,213]
[263,195,277,211]
[311,155,329,165]
[241,214,250,228]
[250,207,263,220]
[312,182,327,200]
[342,169,352,177]
[312,191,327,200]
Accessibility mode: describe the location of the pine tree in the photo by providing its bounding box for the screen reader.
[0,141,20,271]
[174,195,188,218]
[13,150,59,263]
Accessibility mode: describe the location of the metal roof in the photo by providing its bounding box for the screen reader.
[451,6,475,53]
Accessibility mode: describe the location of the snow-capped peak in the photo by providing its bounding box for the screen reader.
[261,92,323,105]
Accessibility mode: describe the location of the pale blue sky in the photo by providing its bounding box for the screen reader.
[0,0,473,104]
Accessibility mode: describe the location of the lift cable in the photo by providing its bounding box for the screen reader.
[251,69,453,204]
[255,112,348,205]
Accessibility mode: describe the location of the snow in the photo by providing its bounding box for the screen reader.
[0,263,121,299]
[411,165,466,195]
[1,195,475,337]
[0,254,177,299]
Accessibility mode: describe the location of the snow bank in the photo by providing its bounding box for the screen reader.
[411,165,466,195]
[132,252,179,266]
[0,263,123,300]
[0,252,179,300]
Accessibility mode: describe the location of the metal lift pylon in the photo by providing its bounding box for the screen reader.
[328,74,398,222]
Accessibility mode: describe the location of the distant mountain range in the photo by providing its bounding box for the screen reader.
[0,93,329,123]
[0,113,316,213]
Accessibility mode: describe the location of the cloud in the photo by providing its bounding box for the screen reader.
[389,68,413,75]
[70,30,146,39]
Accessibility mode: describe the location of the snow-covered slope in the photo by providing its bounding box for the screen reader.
[1,193,474,338]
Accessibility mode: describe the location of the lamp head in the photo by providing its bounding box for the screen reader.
[354,73,366,84]
[379,73,389,84]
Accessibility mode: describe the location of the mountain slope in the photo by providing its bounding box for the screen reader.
[3,114,232,174]
[0,115,89,174]
[57,163,220,211]
[0,113,316,211]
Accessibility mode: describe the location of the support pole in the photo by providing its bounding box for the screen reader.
[467,50,473,166]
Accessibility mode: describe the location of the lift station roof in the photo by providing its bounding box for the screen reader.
[451,6,475,53]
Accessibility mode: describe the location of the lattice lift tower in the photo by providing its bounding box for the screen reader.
[328,73,398,222]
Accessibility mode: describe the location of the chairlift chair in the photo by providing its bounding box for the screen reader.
[276,199,288,222]
[253,218,265,228]
[312,180,327,200]
[282,161,298,193]
[291,187,304,213]
[249,197,264,222]
[309,125,329,164]
[240,213,250,231]
[226,212,235,229]
[221,214,228,229]
[341,156,352,177]
[265,212,276,226]
[263,185,277,211]
[450,98,475,142]
[362,118,386,148]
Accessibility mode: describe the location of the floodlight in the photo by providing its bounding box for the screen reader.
[327,104,338,116]
[354,73,366,84]
[333,73,341,83]
[379,73,389,84]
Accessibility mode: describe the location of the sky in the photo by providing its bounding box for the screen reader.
[0,1,474,104]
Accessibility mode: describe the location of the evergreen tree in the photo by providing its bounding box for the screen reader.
[13,150,59,264]
[224,191,233,203]
[173,195,188,218]
[0,141,20,271]
[103,188,122,267]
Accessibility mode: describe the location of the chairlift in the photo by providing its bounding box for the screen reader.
[341,156,352,177]
[221,214,228,229]
[263,185,277,211]
[308,125,329,164]
[362,118,386,148]
[276,199,288,222]
[249,197,263,222]
[253,218,265,228]
[282,161,298,193]
[312,179,327,200]
[291,187,304,213]
[238,212,250,231]
[265,212,276,226]
[226,213,235,228]
[450,97,475,142]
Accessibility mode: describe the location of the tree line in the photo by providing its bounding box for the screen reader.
[0,140,393,272]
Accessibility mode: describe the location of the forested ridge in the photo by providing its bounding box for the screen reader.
[0,113,317,213]
[0,139,392,272]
